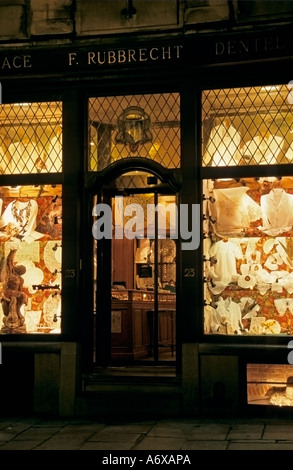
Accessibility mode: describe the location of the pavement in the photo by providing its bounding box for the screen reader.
[1,414,293,455]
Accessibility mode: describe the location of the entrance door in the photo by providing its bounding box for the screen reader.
[93,171,177,367]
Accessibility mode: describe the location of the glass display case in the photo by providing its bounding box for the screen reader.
[111,288,175,303]
[110,288,176,360]
[135,238,176,292]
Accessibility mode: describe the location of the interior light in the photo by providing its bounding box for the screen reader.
[260,85,280,92]
[115,106,153,153]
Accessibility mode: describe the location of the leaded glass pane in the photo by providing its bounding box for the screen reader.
[88,93,180,171]
[0,102,62,174]
[202,85,293,166]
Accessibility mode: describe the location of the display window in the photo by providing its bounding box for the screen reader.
[247,363,293,407]
[88,93,180,171]
[0,100,63,334]
[202,85,293,167]
[0,102,62,174]
[0,184,62,335]
[202,84,293,336]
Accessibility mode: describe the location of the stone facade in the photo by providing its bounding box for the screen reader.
[0,1,292,44]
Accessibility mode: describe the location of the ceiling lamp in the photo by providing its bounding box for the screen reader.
[115,106,153,153]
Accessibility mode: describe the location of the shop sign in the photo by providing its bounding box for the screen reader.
[0,43,183,78]
[214,33,291,59]
[0,25,292,78]
[68,45,183,67]
[197,25,293,63]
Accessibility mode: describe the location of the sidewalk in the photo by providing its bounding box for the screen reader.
[1,415,293,451]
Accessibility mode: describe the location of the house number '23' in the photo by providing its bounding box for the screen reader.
[65,269,76,278]
[184,268,196,278]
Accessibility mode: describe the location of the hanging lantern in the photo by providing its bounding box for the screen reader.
[115,106,153,153]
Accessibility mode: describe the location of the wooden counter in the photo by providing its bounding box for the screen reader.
[111,289,175,361]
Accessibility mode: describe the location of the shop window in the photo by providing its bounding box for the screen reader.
[247,364,293,407]
[0,102,62,174]
[0,184,62,335]
[202,85,293,167]
[202,84,293,336]
[88,93,180,171]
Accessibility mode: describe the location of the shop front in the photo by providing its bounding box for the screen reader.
[201,81,293,417]
[1,22,293,418]
[196,25,293,417]
[0,41,184,417]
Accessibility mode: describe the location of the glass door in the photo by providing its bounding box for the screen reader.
[93,171,177,367]
[111,191,177,364]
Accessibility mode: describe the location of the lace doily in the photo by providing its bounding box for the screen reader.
[44,240,62,273]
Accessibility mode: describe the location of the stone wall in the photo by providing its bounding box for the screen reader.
[0,1,292,45]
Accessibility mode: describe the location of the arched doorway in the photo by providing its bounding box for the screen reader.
[89,158,181,370]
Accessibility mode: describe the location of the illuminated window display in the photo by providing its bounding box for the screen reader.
[88,93,180,171]
[202,86,293,167]
[247,364,293,407]
[0,185,62,334]
[202,85,293,336]
[203,176,293,335]
[0,101,63,334]
[0,102,62,174]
